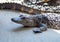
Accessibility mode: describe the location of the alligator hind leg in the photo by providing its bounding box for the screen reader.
[33,23,47,33]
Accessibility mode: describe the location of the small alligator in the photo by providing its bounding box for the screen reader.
[11,13,60,33]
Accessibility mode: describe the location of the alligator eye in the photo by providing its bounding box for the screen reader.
[19,15,23,17]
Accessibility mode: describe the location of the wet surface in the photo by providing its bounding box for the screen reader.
[0,10,60,42]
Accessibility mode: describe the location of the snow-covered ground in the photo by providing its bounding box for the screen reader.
[0,10,60,42]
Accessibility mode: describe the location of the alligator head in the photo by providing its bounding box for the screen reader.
[11,15,36,26]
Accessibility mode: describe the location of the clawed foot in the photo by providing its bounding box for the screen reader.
[33,27,47,33]
[33,28,42,33]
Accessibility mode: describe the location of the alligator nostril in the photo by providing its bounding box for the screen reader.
[11,18,17,22]
[11,18,19,23]
[11,18,14,21]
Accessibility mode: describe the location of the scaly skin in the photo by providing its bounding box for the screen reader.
[0,2,42,14]
[0,2,59,14]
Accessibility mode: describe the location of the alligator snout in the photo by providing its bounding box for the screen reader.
[11,16,24,24]
[11,18,18,22]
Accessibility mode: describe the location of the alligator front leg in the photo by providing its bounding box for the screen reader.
[33,23,47,33]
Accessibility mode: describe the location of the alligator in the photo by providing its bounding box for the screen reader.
[0,2,43,14]
[11,13,60,33]
[0,2,60,15]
